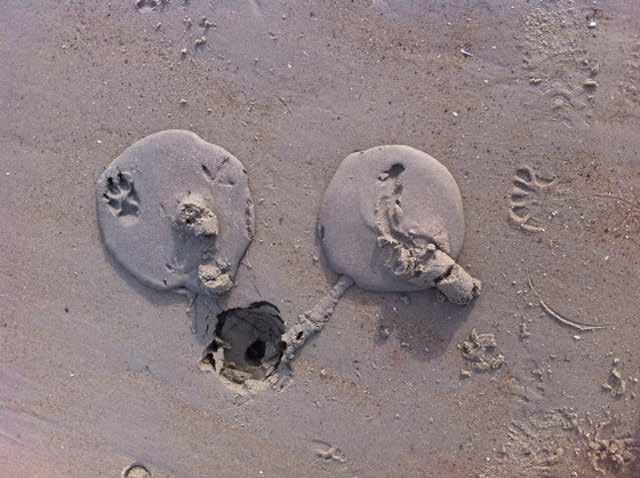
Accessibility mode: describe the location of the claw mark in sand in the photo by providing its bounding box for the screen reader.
[527,274,616,332]
[508,166,559,233]
[103,171,140,220]
[202,159,234,186]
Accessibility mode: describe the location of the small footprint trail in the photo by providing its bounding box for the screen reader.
[508,165,559,233]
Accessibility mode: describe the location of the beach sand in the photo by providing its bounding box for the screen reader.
[2,1,640,476]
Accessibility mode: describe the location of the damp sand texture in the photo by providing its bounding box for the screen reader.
[318,145,480,304]
[96,130,254,297]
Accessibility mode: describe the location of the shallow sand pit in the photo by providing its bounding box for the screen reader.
[199,302,286,393]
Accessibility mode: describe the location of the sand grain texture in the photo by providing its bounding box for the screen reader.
[2,1,640,477]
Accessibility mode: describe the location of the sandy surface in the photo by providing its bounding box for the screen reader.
[2,1,640,477]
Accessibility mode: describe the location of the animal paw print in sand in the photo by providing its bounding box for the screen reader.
[508,166,557,233]
[134,0,158,11]
[544,81,592,129]
[103,171,140,218]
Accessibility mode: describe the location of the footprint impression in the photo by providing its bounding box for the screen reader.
[508,165,559,233]
[278,145,481,373]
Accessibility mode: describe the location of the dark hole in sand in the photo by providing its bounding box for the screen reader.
[199,301,285,385]
[386,163,405,178]
[245,339,266,365]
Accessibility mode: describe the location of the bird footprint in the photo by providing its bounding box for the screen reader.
[103,171,140,218]
[508,166,558,233]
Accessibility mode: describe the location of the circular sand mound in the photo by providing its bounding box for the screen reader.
[319,145,469,294]
[96,130,254,296]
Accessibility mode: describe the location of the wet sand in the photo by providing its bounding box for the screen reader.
[2,1,640,477]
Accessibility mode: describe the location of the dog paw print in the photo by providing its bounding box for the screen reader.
[103,171,140,218]
[508,166,557,233]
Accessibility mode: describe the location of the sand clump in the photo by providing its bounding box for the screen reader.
[602,358,627,398]
[459,329,505,372]
[197,263,233,294]
[174,194,219,238]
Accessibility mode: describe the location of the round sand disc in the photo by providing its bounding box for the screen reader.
[96,130,254,294]
[318,145,465,292]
